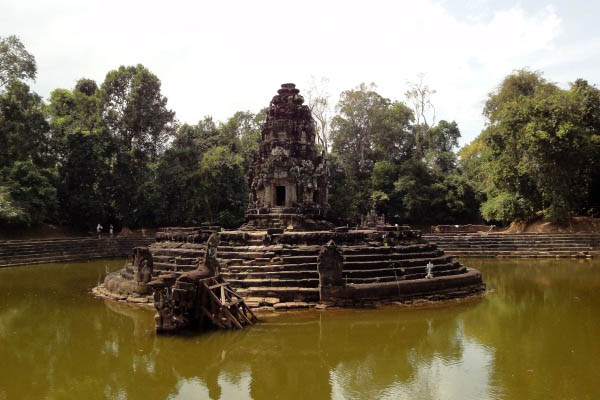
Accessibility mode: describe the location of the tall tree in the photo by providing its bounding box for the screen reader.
[306,76,332,151]
[98,64,176,227]
[218,110,265,170]
[0,35,36,89]
[470,69,600,223]
[100,64,176,160]
[0,80,49,169]
[331,83,390,173]
[197,146,247,228]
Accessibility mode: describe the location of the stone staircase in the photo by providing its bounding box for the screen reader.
[423,233,600,258]
[145,236,467,308]
[0,237,154,268]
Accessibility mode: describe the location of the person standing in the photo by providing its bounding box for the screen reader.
[109,224,114,237]
[97,223,103,239]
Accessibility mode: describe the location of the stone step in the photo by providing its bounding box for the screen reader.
[341,244,437,255]
[445,250,592,258]
[221,270,318,280]
[0,243,104,255]
[226,262,318,273]
[342,262,459,279]
[226,278,319,288]
[430,233,600,236]
[343,256,453,270]
[0,238,150,247]
[282,255,318,264]
[426,240,599,244]
[218,251,272,260]
[431,243,599,248]
[152,262,197,271]
[343,250,442,262]
[151,248,205,257]
[0,252,128,268]
[151,255,199,264]
[429,240,596,246]
[235,286,320,302]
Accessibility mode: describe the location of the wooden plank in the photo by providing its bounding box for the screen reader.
[220,305,243,329]
[223,298,241,307]
[237,307,253,325]
[200,305,225,329]
[208,282,227,290]
[242,303,257,322]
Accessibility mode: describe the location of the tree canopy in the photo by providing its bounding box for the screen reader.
[462,69,600,223]
[1,35,599,230]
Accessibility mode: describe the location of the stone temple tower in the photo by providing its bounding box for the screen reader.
[244,83,330,230]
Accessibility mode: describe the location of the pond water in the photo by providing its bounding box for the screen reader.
[1,258,600,400]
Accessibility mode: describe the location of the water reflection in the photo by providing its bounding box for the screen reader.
[1,258,600,399]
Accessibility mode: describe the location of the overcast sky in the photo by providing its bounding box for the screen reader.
[2,0,599,146]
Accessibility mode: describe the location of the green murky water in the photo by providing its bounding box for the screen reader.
[1,258,600,400]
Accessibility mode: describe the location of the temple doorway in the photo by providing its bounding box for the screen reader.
[275,186,286,206]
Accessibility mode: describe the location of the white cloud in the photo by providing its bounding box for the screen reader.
[1,0,592,145]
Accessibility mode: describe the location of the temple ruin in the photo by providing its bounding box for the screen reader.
[96,83,485,332]
[244,83,331,231]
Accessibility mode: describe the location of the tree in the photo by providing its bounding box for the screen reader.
[0,186,26,224]
[329,83,392,220]
[197,146,247,228]
[47,79,115,229]
[57,132,111,228]
[306,76,331,151]
[331,83,390,173]
[405,74,436,128]
[423,120,461,173]
[0,80,50,169]
[0,159,58,225]
[98,65,176,227]
[173,118,220,170]
[47,78,102,161]
[471,69,600,223]
[100,64,176,160]
[218,110,265,171]
[405,74,437,156]
[0,35,36,89]
[372,101,414,162]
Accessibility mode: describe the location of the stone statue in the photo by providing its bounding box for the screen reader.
[133,247,153,284]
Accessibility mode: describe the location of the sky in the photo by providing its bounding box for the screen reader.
[2,0,599,146]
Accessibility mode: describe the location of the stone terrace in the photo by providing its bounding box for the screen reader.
[140,229,473,309]
[423,233,600,258]
[0,237,154,268]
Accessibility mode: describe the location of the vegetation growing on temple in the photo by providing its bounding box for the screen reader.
[1,35,599,230]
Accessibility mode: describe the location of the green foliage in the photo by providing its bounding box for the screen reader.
[100,64,176,159]
[219,109,266,170]
[0,35,36,88]
[464,69,600,223]
[57,132,111,229]
[326,153,362,222]
[372,102,414,162]
[0,159,58,225]
[423,120,460,173]
[328,82,477,225]
[197,146,247,228]
[0,186,26,224]
[0,80,49,169]
[5,36,598,231]
[331,83,390,174]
